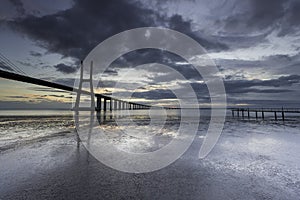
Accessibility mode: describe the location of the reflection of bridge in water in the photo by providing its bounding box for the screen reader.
[0,55,159,111]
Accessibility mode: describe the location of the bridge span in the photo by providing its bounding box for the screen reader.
[0,69,152,112]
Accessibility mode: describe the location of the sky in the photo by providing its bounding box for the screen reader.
[0,0,300,109]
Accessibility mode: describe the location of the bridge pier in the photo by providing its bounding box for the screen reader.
[103,98,107,112]
[114,100,117,110]
[118,101,121,110]
[96,96,101,111]
[109,99,112,111]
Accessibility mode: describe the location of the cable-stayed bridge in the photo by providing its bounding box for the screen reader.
[0,54,154,111]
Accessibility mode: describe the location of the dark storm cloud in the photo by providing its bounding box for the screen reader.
[0,100,71,110]
[228,99,300,108]
[28,87,71,93]
[9,0,159,59]
[96,80,117,88]
[5,95,28,99]
[48,94,66,98]
[53,63,78,74]
[246,0,285,29]
[169,14,228,51]
[9,0,25,16]
[53,77,76,87]
[260,54,300,75]
[29,51,42,57]
[161,74,300,102]
[217,0,300,37]
[110,49,203,81]
[132,89,177,100]
[225,75,300,94]
[103,68,118,76]
[9,0,227,61]
[220,0,285,34]
[286,1,300,26]
[213,33,269,50]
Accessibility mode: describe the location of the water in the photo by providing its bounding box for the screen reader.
[0,110,74,151]
[0,109,300,199]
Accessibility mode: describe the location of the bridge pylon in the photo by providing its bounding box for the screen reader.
[73,61,95,111]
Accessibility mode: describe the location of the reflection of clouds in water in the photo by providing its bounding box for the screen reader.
[84,113,203,154]
[89,123,178,153]
[0,116,74,149]
[202,118,300,193]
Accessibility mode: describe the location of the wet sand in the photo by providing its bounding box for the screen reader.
[1,126,299,200]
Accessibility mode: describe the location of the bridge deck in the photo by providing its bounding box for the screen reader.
[0,69,150,109]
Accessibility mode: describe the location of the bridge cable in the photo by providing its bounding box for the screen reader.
[0,53,27,75]
[0,55,24,75]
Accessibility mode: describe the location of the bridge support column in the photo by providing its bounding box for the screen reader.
[110,99,112,111]
[96,96,101,111]
[114,100,117,110]
[274,112,277,121]
[118,101,121,110]
[104,98,107,112]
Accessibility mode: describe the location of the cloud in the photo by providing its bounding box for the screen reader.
[168,14,228,51]
[220,0,300,36]
[53,63,78,74]
[5,95,28,99]
[9,0,25,16]
[28,87,71,93]
[29,50,42,57]
[8,0,228,61]
[225,75,300,94]
[0,100,71,110]
[52,77,77,87]
[220,0,284,34]
[132,89,177,100]
[8,0,159,59]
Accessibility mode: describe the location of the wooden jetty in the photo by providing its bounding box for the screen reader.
[231,108,300,121]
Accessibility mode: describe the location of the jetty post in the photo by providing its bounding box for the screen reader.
[247,108,250,119]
